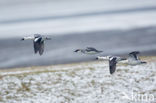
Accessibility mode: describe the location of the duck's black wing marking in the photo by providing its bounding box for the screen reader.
[39,41,44,55]
[109,57,117,74]
[34,42,40,54]
[86,47,98,52]
[87,47,103,53]
[87,47,97,50]
[129,51,140,60]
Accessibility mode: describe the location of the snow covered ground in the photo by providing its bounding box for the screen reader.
[0,56,155,103]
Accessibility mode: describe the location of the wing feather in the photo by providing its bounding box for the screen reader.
[39,41,44,55]
[129,51,140,60]
[109,57,117,74]
[33,42,40,54]
[86,47,98,52]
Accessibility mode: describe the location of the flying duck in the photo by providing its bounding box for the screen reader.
[128,51,147,65]
[109,56,117,74]
[98,51,146,74]
[74,47,103,55]
[21,34,51,55]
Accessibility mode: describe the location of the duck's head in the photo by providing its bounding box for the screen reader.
[21,38,25,41]
[74,49,82,53]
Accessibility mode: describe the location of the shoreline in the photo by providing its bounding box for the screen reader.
[0,56,155,71]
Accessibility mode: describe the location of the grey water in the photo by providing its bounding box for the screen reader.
[0,26,156,69]
[1,0,156,69]
[1,6,156,25]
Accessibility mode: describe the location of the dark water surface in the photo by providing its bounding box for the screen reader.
[0,26,156,69]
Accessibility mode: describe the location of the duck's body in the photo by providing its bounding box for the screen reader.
[33,34,45,55]
[109,56,117,74]
[21,34,51,55]
[74,47,103,55]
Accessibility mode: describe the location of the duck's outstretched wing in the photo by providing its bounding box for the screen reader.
[109,57,117,74]
[86,47,100,52]
[129,51,140,60]
[34,42,40,54]
[39,41,44,55]
[87,47,96,49]
[21,36,34,40]
[86,47,97,50]
[34,34,42,38]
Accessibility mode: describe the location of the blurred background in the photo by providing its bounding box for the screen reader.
[0,0,156,69]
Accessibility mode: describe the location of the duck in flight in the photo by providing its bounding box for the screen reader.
[21,34,51,55]
[108,51,146,74]
[128,51,147,65]
[74,47,103,55]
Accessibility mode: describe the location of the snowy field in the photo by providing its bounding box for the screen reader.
[0,56,155,103]
[0,1,156,102]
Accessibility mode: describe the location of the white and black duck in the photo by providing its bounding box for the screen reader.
[74,47,103,55]
[21,34,51,55]
[97,51,147,74]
